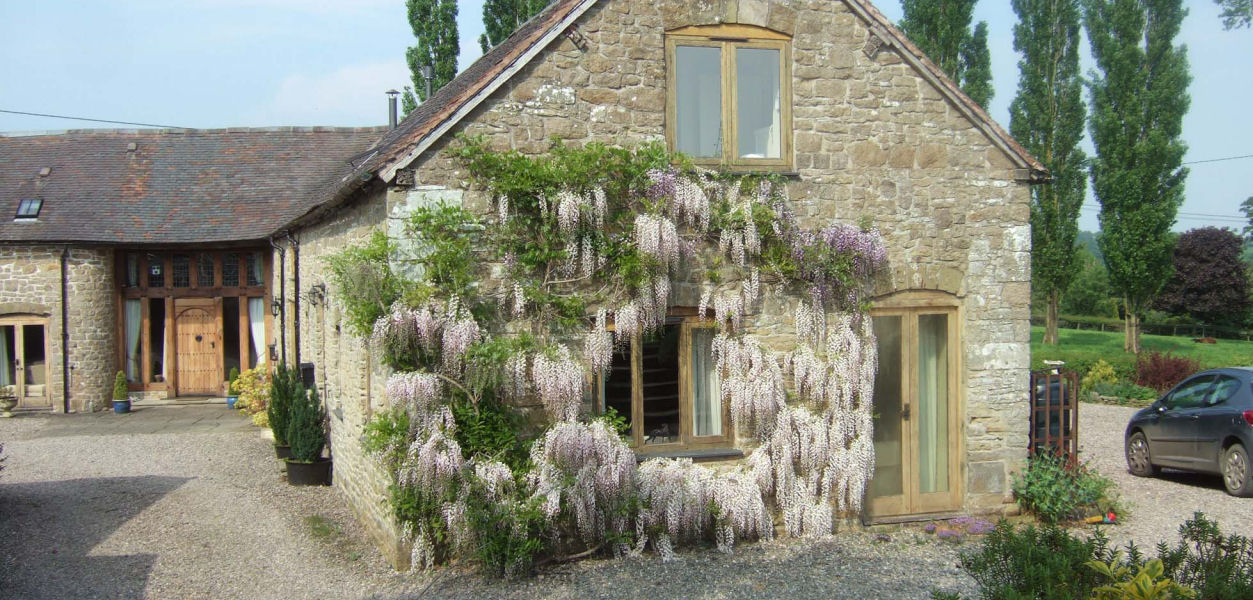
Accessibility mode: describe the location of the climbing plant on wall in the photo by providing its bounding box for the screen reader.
[338,136,888,576]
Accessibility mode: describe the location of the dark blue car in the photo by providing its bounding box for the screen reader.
[1124,368,1253,496]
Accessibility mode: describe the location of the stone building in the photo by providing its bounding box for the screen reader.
[274,0,1045,568]
[0,127,383,412]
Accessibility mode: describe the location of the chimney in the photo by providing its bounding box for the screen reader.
[386,89,399,129]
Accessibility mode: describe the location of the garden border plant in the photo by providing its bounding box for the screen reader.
[333,137,890,575]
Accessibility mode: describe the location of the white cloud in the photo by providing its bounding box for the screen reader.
[251,61,412,127]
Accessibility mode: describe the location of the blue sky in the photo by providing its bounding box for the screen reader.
[1,0,1249,232]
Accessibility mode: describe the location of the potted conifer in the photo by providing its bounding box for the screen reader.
[112,371,131,414]
[268,363,298,460]
[284,384,330,486]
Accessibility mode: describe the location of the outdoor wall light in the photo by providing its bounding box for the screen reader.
[271,299,281,316]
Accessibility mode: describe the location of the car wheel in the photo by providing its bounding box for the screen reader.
[1221,444,1253,497]
[1126,432,1159,477]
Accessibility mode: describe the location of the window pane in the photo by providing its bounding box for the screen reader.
[691,328,722,436]
[869,316,903,498]
[125,254,139,287]
[602,346,633,436]
[1168,375,1214,409]
[197,254,215,287]
[147,254,165,287]
[0,326,15,388]
[918,314,949,494]
[1208,376,1240,406]
[223,252,240,287]
[736,47,781,159]
[642,324,681,445]
[246,251,263,286]
[676,45,722,158]
[172,254,191,288]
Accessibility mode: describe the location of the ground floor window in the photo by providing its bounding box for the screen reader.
[599,315,727,449]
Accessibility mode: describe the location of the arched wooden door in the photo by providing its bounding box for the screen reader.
[175,299,221,396]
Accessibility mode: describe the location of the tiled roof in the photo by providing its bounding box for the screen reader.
[0,127,386,245]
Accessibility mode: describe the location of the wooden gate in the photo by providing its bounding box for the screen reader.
[175,299,221,396]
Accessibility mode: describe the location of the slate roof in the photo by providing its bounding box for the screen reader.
[0,127,386,245]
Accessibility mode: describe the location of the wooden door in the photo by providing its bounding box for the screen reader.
[866,307,962,521]
[0,319,51,409]
[175,299,221,396]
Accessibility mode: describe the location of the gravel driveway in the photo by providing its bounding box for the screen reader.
[1078,402,1253,550]
[0,405,978,600]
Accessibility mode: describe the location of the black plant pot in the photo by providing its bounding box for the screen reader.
[274,444,291,460]
[285,458,332,486]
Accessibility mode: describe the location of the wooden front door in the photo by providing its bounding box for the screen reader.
[175,299,221,396]
[0,318,51,409]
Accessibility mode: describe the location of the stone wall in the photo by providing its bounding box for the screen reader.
[294,0,1032,568]
[277,193,412,570]
[0,245,116,412]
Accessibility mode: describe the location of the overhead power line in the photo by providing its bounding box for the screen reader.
[0,109,187,130]
[1182,153,1253,165]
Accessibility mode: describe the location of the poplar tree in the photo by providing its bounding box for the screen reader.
[1010,0,1087,346]
[480,0,552,53]
[1216,0,1252,29]
[402,0,459,115]
[1084,0,1191,353]
[899,0,995,107]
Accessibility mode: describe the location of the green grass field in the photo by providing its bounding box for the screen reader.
[1030,326,1253,378]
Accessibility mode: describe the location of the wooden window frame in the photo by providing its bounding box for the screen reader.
[598,314,732,452]
[665,24,793,171]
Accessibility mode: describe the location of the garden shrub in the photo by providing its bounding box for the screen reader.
[286,385,326,463]
[1012,451,1121,524]
[227,367,240,395]
[233,367,270,415]
[268,363,302,446]
[959,521,1113,600]
[325,230,405,338]
[112,371,128,402]
[1091,381,1159,406]
[1155,513,1253,600]
[1081,359,1119,394]
[1088,556,1194,600]
[1134,352,1200,393]
[362,408,411,473]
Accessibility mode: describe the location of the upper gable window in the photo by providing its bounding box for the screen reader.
[666,25,792,170]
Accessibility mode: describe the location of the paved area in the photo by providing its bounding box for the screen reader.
[19,403,254,437]
[1078,402,1253,550]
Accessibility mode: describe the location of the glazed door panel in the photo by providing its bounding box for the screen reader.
[867,308,961,520]
[0,319,51,409]
[175,299,221,396]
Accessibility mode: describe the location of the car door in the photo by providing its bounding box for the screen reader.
[1192,374,1245,473]
[1152,374,1216,467]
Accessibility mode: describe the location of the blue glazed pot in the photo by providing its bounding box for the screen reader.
[226,396,238,409]
[112,399,131,414]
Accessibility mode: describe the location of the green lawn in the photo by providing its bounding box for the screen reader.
[1030,326,1253,377]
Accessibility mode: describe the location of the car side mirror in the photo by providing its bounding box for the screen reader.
[1156,403,1167,413]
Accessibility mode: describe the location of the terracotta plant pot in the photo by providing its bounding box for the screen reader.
[285,458,332,486]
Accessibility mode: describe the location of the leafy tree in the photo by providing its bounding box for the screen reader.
[479,0,551,53]
[1216,0,1252,29]
[1062,247,1117,317]
[402,0,459,115]
[1239,196,1253,239]
[1084,0,1191,353]
[1011,0,1087,346]
[899,0,995,107]
[1154,227,1251,326]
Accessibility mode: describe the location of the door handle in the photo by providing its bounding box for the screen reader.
[903,403,911,420]
[1189,414,1199,420]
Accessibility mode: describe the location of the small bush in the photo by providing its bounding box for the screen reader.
[363,408,411,472]
[268,363,303,446]
[1092,381,1159,406]
[112,371,128,401]
[1135,352,1201,393]
[1012,452,1121,524]
[234,367,271,416]
[959,521,1113,600]
[286,385,325,463]
[1082,359,1120,394]
[1088,555,1195,600]
[227,367,240,395]
[1156,513,1253,600]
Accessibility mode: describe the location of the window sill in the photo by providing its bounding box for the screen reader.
[634,447,745,462]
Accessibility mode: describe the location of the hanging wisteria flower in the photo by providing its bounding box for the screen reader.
[529,420,636,547]
[531,345,584,422]
[634,213,681,272]
[585,308,613,376]
[497,194,510,224]
[440,298,481,373]
[556,190,582,234]
[472,459,516,504]
[386,371,443,416]
[713,334,785,440]
[372,301,442,365]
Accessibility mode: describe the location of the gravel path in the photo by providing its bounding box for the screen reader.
[0,405,978,600]
[1078,402,1253,550]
